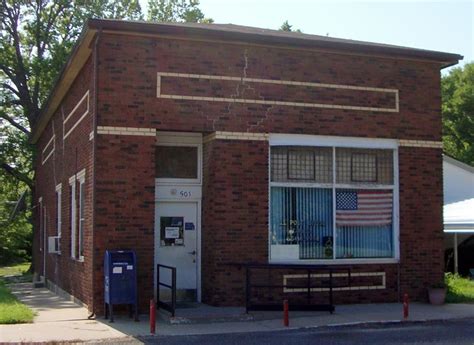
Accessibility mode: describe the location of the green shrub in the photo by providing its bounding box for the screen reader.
[445,273,474,303]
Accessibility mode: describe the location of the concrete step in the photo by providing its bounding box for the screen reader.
[158,303,253,324]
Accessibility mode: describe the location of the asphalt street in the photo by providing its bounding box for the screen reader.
[136,318,474,345]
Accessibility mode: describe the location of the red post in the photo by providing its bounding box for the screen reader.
[150,299,156,334]
[283,299,289,327]
[403,293,409,320]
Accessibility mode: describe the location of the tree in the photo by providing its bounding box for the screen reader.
[442,63,474,166]
[0,171,32,264]
[0,0,212,263]
[0,1,145,187]
[279,20,301,33]
[147,0,213,23]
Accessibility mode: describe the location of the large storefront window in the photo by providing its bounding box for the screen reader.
[270,145,396,261]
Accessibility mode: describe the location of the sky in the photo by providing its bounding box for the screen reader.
[194,0,473,72]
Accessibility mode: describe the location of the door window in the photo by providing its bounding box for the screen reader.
[160,216,184,246]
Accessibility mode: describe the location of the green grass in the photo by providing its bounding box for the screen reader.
[0,280,35,324]
[446,273,474,303]
[0,262,35,324]
[0,262,31,277]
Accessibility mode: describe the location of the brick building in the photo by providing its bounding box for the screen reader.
[31,19,462,314]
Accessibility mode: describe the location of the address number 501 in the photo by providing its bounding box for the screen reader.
[179,190,192,198]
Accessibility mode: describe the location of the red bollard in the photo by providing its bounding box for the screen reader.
[403,293,409,320]
[283,299,289,327]
[150,299,156,334]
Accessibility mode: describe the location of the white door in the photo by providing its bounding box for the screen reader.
[155,201,198,298]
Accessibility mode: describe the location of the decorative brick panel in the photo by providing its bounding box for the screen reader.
[98,34,441,142]
[157,72,399,113]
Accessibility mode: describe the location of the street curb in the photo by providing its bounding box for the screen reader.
[302,316,474,332]
[133,316,474,339]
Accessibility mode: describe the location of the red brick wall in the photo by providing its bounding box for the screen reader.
[33,56,95,308]
[93,134,156,313]
[399,147,445,300]
[202,140,269,305]
[93,33,443,306]
[35,30,445,312]
[202,139,443,306]
[98,33,441,141]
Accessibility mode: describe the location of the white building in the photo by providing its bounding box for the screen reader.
[443,155,474,274]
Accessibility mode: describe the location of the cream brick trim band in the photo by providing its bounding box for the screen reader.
[283,272,386,293]
[97,126,156,137]
[157,72,399,113]
[398,139,443,148]
[42,134,55,165]
[203,131,269,143]
[204,132,443,148]
[63,90,89,140]
[96,127,443,149]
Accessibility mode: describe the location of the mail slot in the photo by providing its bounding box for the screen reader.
[104,250,138,322]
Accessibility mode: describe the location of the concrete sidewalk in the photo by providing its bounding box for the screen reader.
[0,283,127,343]
[1,283,474,343]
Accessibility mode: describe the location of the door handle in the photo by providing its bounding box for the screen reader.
[188,250,196,255]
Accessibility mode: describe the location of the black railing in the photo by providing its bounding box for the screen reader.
[156,264,177,317]
[239,263,351,314]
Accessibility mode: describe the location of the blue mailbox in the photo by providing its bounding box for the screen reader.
[104,250,138,322]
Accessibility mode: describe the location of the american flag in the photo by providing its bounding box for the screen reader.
[336,190,392,227]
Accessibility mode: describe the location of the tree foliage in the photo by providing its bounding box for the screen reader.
[0,172,31,264]
[147,0,213,23]
[0,0,145,187]
[0,0,212,263]
[279,20,301,33]
[442,63,474,166]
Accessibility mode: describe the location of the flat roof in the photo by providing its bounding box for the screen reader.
[444,198,474,233]
[90,19,463,64]
[31,19,463,143]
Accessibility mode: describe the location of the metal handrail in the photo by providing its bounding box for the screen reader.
[156,264,177,317]
[239,263,351,314]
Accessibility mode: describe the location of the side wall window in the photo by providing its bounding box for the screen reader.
[78,177,85,259]
[69,169,85,260]
[55,184,62,253]
[69,177,76,258]
[39,197,43,252]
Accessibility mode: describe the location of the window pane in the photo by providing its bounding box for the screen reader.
[336,148,393,185]
[271,147,288,182]
[314,148,333,183]
[351,153,377,182]
[288,148,315,180]
[70,184,76,258]
[271,146,332,183]
[156,146,198,179]
[336,225,393,258]
[335,189,393,258]
[270,187,333,260]
[56,191,61,236]
[79,182,85,257]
